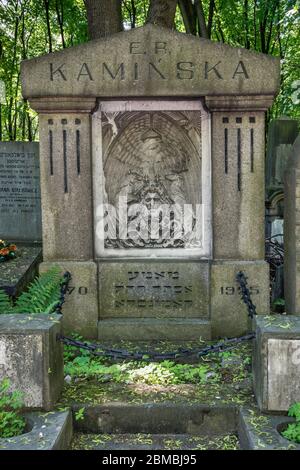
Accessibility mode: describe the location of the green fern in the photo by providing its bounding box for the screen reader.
[0,289,13,314]
[0,267,64,315]
[14,267,62,313]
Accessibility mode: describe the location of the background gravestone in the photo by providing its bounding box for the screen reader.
[0,141,41,242]
[284,135,300,315]
[265,117,299,240]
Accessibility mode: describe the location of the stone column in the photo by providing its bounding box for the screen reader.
[284,135,300,314]
[30,97,99,338]
[205,95,273,337]
[29,97,96,261]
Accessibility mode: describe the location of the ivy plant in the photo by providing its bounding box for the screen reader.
[282,403,300,444]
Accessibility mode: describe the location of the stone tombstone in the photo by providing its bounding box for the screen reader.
[284,135,300,315]
[0,141,41,242]
[253,315,300,412]
[21,25,280,340]
[265,117,299,240]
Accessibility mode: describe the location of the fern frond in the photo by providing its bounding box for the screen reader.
[0,289,13,314]
[13,267,63,314]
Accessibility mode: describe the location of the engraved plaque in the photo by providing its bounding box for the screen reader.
[99,261,209,318]
[0,142,41,241]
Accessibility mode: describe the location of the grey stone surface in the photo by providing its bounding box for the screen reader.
[212,112,266,260]
[21,24,280,98]
[0,142,41,242]
[99,318,211,341]
[253,315,300,412]
[0,314,63,410]
[0,244,41,297]
[0,410,72,450]
[99,261,209,318]
[38,114,93,261]
[266,117,299,195]
[72,403,237,435]
[284,135,300,314]
[238,408,300,450]
[40,261,99,338]
[211,261,270,338]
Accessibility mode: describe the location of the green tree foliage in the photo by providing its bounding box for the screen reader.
[0,0,299,143]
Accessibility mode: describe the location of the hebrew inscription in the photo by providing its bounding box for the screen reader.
[99,262,209,318]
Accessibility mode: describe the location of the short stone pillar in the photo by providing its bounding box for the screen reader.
[253,315,300,412]
[284,135,300,314]
[0,314,63,410]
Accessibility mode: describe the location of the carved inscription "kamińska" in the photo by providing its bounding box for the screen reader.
[49,41,250,82]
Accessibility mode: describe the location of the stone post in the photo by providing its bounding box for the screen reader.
[29,97,96,261]
[206,95,272,337]
[29,97,99,338]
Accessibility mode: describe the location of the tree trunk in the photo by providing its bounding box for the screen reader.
[43,0,52,53]
[84,0,123,39]
[195,0,208,38]
[146,0,178,28]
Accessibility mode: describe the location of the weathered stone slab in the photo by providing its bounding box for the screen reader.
[0,244,42,297]
[21,24,280,99]
[0,142,41,242]
[73,403,236,435]
[284,135,300,314]
[211,261,270,337]
[40,261,98,338]
[238,408,300,450]
[253,315,300,412]
[99,261,209,318]
[99,318,211,341]
[0,314,63,410]
[266,117,299,194]
[0,411,72,450]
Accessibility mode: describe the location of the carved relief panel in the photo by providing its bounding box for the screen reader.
[93,101,211,258]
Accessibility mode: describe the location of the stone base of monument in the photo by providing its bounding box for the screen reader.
[40,259,269,341]
[0,244,42,297]
[98,318,212,341]
[0,410,72,451]
[253,315,300,412]
[0,314,64,410]
[69,403,299,450]
[238,408,300,450]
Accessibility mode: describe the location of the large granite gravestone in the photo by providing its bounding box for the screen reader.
[0,142,41,242]
[265,117,299,240]
[284,135,300,315]
[21,25,280,340]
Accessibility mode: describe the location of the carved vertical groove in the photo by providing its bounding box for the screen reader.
[76,129,81,175]
[250,128,254,173]
[237,128,241,191]
[224,128,228,174]
[49,130,53,175]
[63,129,68,193]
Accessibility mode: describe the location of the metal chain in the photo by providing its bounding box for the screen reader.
[54,271,72,314]
[58,332,255,362]
[55,270,256,362]
[236,271,257,319]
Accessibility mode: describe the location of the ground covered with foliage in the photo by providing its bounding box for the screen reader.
[70,432,240,451]
[58,339,254,407]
